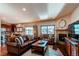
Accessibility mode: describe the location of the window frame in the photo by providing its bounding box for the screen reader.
[25,26,34,35]
[40,25,55,35]
[74,24,79,34]
[16,27,23,32]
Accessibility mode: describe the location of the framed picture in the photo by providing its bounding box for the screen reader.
[59,19,66,28]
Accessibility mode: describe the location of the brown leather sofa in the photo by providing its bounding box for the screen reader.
[7,35,36,56]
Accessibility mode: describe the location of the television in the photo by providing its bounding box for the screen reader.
[74,24,79,35]
[68,21,79,39]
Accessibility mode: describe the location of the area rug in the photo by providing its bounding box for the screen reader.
[22,47,63,56]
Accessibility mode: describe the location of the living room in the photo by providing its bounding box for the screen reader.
[0,3,79,56]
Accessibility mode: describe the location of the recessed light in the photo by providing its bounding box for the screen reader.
[22,8,27,11]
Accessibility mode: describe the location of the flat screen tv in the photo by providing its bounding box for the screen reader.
[68,21,79,39]
[74,24,79,35]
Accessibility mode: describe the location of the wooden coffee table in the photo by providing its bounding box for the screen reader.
[31,40,48,55]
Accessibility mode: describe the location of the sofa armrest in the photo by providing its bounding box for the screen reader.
[7,42,19,47]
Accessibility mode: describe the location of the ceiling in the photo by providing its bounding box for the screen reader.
[0,3,79,24]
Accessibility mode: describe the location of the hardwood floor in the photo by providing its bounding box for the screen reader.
[56,41,68,56]
[0,45,8,56]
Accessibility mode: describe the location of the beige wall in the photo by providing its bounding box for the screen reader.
[71,6,79,24]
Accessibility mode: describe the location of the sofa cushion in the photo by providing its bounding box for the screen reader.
[15,38,21,45]
[22,36,29,42]
[22,36,27,42]
[28,41,33,44]
[7,42,17,46]
[21,42,29,47]
[21,40,34,47]
[15,36,24,45]
[19,36,24,44]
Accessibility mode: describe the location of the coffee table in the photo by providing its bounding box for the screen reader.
[31,40,48,55]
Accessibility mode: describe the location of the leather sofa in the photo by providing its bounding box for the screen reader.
[7,35,36,56]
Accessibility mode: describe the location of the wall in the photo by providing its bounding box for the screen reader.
[71,6,79,24]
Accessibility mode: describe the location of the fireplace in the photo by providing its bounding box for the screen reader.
[59,34,67,41]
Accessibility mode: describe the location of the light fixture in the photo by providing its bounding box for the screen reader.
[22,8,27,11]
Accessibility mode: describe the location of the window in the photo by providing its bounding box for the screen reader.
[16,27,23,32]
[25,27,33,35]
[41,26,48,34]
[48,26,55,34]
[41,25,55,34]
[1,28,6,32]
[74,24,79,34]
[1,28,6,34]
